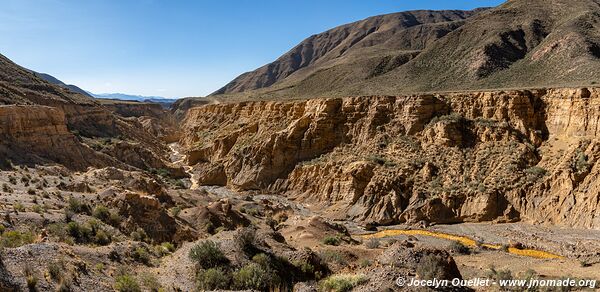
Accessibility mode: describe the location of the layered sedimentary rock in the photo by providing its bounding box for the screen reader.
[0,105,112,169]
[181,88,600,229]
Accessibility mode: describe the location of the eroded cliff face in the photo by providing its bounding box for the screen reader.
[0,105,113,169]
[0,104,175,172]
[181,88,600,229]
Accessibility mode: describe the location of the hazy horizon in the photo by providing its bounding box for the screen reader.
[1,0,503,98]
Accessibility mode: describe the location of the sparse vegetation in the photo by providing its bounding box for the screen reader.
[189,240,229,269]
[524,166,547,180]
[573,149,591,173]
[232,262,273,291]
[235,227,257,253]
[132,247,152,265]
[24,265,38,292]
[416,254,448,280]
[115,274,141,292]
[140,272,161,292]
[66,196,90,214]
[196,268,232,290]
[322,235,342,246]
[318,250,347,265]
[0,230,35,248]
[318,274,366,292]
[448,241,470,254]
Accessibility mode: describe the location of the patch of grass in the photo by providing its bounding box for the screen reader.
[132,247,152,265]
[318,250,347,265]
[47,261,63,281]
[359,259,371,268]
[140,272,161,292]
[0,230,35,248]
[524,166,547,177]
[573,149,591,173]
[13,203,25,212]
[448,241,470,255]
[66,196,90,214]
[322,235,342,246]
[114,274,141,292]
[24,265,38,292]
[189,240,229,269]
[232,262,273,291]
[169,206,182,217]
[416,254,449,280]
[318,274,367,292]
[235,227,257,253]
[196,268,231,291]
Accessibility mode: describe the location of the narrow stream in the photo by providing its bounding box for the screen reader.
[361,229,563,259]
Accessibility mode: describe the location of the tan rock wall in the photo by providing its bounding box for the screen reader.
[181,88,600,229]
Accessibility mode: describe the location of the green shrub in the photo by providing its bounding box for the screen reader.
[66,221,93,243]
[31,204,44,214]
[318,250,346,265]
[67,197,90,214]
[448,241,470,255]
[24,265,38,291]
[114,274,141,292]
[235,228,257,253]
[319,274,366,292]
[573,150,591,173]
[130,228,149,242]
[13,203,25,212]
[140,272,161,292]
[416,254,448,280]
[47,261,63,281]
[2,183,12,193]
[189,240,229,269]
[94,229,111,245]
[133,247,151,265]
[233,263,271,290]
[92,205,111,221]
[524,166,547,177]
[56,277,73,292]
[293,260,316,275]
[0,230,35,248]
[170,206,182,217]
[196,268,231,290]
[322,235,341,246]
[161,242,175,253]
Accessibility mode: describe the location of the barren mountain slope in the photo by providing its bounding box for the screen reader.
[213,9,483,95]
[205,0,600,102]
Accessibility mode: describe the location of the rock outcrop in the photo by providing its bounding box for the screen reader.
[181,88,600,229]
[0,105,112,169]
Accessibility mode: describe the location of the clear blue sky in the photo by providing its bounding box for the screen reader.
[0,0,504,98]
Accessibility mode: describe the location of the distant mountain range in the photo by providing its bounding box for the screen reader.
[89,92,177,103]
